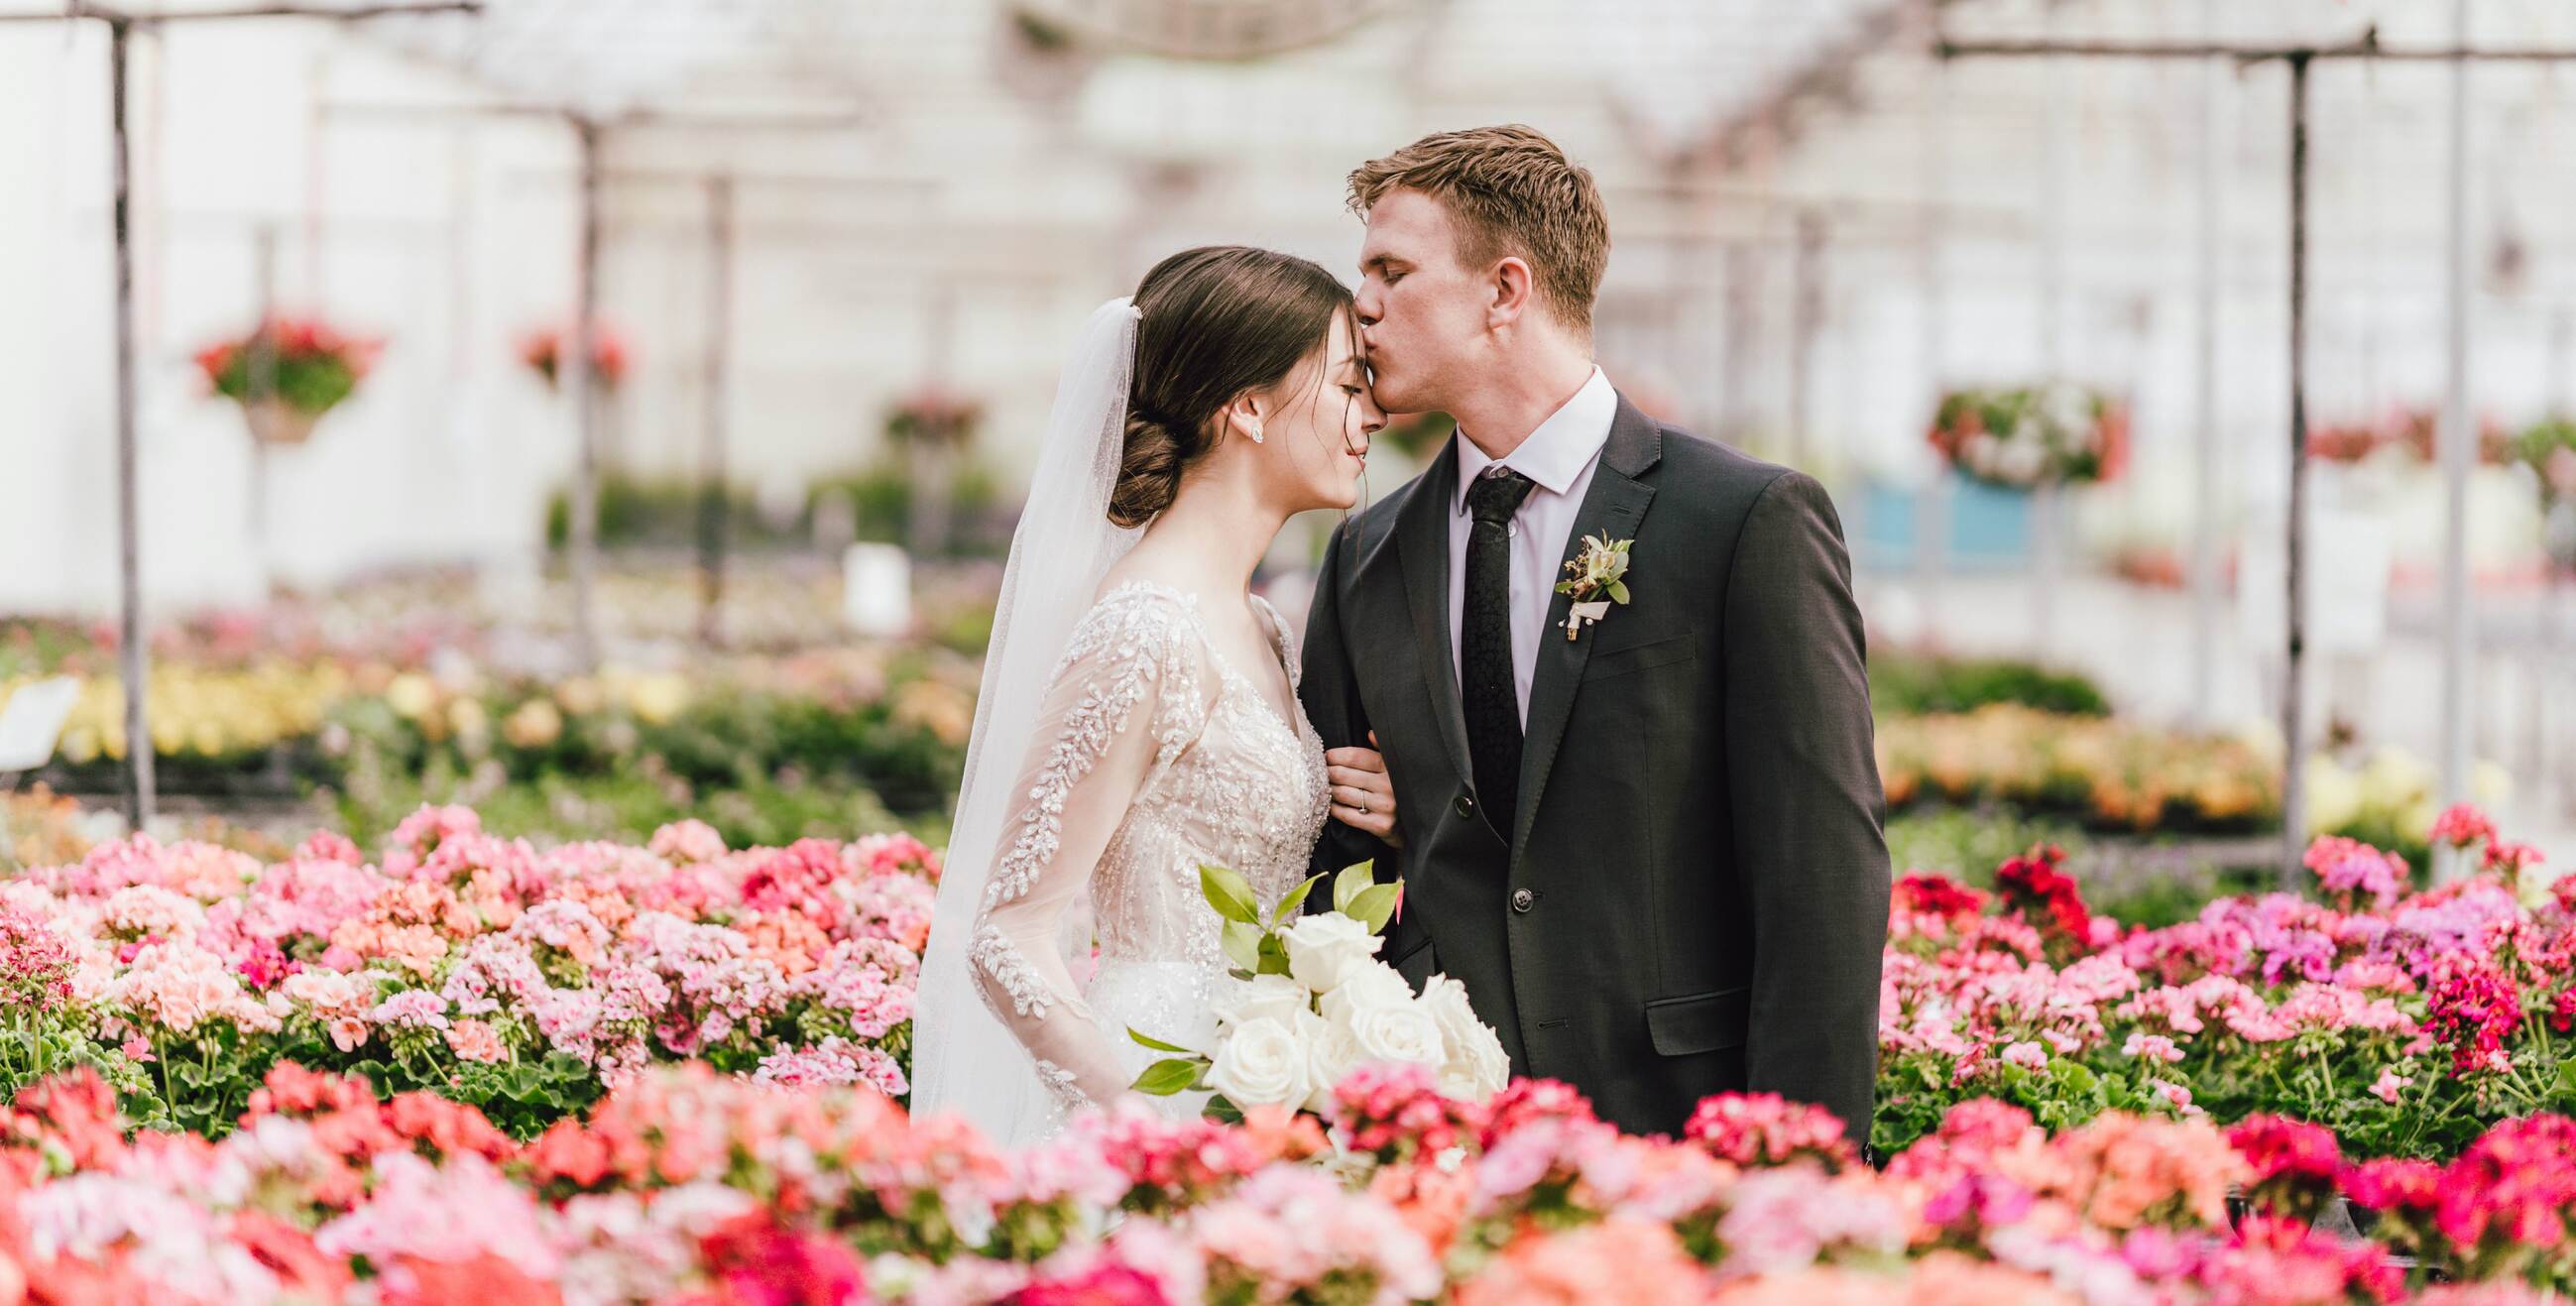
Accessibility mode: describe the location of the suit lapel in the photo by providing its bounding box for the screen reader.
[1511,397,1663,857]
[1394,439,1475,792]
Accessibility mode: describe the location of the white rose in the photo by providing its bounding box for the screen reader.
[1348,1000,1446,1069]
[1206,1015,1314,1110]
[1437,1063,1483,1102]
[1212,972,1311,1030]
[1279,913,1383,994]
[1450,1014,1512,1100]
[1319,962,1413,1027]
[1304,1017,1365,1114]
[1416,975,1483,1056]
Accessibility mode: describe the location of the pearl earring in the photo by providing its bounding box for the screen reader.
[1248,425,1265,444]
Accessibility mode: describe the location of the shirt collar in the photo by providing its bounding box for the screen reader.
[1453,366,1616,516]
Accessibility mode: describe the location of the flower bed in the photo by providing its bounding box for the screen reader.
[0,1057,2568,1302]
[1877,813,2569,1165]
[1876,705,2280,834]
[0,809,936,1138]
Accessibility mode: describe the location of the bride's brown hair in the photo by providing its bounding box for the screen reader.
[1111,246,1358,530]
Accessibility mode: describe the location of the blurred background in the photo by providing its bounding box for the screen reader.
[4,0,2572,919]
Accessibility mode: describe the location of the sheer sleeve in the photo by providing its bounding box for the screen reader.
[969,585,1211,1116]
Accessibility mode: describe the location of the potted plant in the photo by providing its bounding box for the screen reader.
[193,315,379,445]
[1926,382,2129,492]
[518,323,631,393]
[883,386,985,556]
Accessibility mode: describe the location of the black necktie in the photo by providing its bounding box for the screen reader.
[1463,467,1536,834]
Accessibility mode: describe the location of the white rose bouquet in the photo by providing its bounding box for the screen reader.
[1128,863,1512,1120]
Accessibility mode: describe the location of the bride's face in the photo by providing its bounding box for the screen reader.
[1244,312,1385,513]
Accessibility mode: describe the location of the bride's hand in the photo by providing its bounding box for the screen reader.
[1326,731,1403,849]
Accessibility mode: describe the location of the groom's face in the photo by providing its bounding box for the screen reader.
[1354,187,1487,416]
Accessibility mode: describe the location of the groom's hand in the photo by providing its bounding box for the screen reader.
[1326,731,1403,848]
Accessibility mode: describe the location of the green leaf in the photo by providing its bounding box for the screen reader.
[1201,865,1260,926]
[1255,931,1293,977]
[1127,1027,1197,1054]
[1605,580,1631,605]
[1347,883,1402,934]
[1131,1058,1204,1096]
[1273,873,1326,925]
[1334,861,1376,915]
[1221,919,1263,973]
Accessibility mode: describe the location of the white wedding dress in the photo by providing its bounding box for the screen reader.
[967,579,1331,1128]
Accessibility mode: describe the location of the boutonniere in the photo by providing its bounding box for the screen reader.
[1554,533,1633,642]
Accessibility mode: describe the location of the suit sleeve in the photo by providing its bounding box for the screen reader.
[1298,525,1394,893]
[1721,471,1891,1143]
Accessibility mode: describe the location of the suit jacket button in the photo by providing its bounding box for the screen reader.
[1454,793,1475,819]
[1510,888,1534,913]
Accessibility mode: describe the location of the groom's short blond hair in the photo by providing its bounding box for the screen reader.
[1347,124,1608,333]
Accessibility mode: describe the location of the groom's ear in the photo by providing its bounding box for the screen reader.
[1487,255,1537,331]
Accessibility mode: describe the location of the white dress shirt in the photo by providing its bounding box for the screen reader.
[1449,366,1617,724]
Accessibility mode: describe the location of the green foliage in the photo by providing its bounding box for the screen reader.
[1870,651,2112,717]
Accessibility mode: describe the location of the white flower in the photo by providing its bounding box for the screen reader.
[1997,438,2047,486]
[1207,1015,1315,1110]
[1304,1017,1365,1114]
[1279,912,1382,994]
[1416,975,1481,1055]
[1422,976,1511,1100]
[1318,962,1413,1026]
[1347,1000,1445,1069]
[1212,972,1310,1030]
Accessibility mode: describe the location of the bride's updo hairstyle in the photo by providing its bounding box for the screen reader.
[1110,246,1356,529]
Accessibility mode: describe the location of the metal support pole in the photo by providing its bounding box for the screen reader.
[2188,0,2226,727]
[1917,0,1950,647]
[1788,208,1824,469]
[2435,0,2477,878]
[697,175,734,649]
[2283,53,2314,887]
[109,17,153,829]
[249,221,279,595]
[566,119,602,673]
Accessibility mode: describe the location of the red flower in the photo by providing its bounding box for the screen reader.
[1329,1062,1487,1165]
[1682,1092,1856,1170]
[2423,952,2521,1077]
[2227,1115,2343,1222]
[698,1212,867,1306]
[2428,803,2499,850]
[1894,873,1987,920]
[2338,1157,2442,1214]
[1009,1263,1169,1306]
[1995,845,2092,954]
[2483,841,2545,876]
[1474,1078,1597,1152]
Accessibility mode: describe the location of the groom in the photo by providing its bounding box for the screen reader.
[1301,125,1891,1142]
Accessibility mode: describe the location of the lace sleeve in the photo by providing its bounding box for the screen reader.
[969,585,1209,1115]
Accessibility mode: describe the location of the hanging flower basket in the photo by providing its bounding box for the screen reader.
[519,323,631,393]
[883,386,984,449]
[1927,382,2129,492]
[2312,406,2515,466]
[240,396,320,446]
[2514,416,2576,505]
[193,315,378,445]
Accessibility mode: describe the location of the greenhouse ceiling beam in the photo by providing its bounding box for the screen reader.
[1940,23,2576,890]
[2,0,481,831]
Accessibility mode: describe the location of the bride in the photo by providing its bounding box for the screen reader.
[911,247,1398,1147]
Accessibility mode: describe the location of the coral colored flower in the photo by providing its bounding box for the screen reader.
[1682,1093,1857,1170]
[2429,803,2499,849]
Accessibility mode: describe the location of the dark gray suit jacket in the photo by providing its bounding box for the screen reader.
[1298,395,1890,1139]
